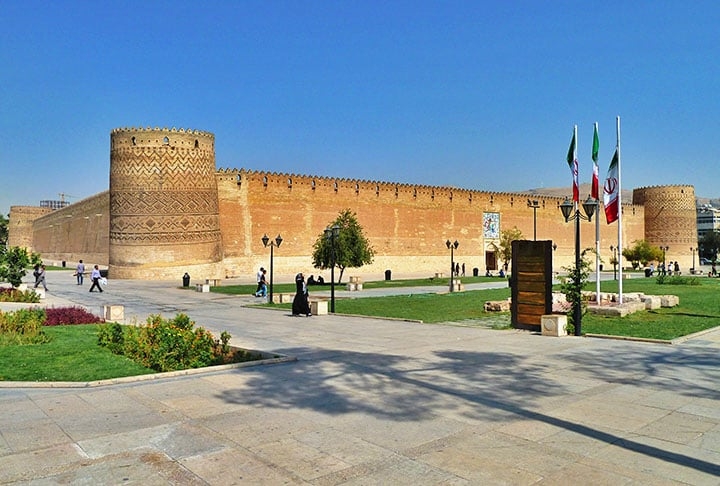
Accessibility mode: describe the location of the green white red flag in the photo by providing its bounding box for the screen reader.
[566,127,579,203]
[603,148,619,224]
[591,123,599,199]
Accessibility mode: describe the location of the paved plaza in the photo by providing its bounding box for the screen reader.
[1,272,719,484]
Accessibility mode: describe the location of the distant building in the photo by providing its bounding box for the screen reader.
[39,200,70,210]
[697,204,720,239]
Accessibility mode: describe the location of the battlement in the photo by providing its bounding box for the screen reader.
[110,126,214,151]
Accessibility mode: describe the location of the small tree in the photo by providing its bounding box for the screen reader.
[699,231,720,263]
[558,248,593,334]
[622,239,663,269]
[498,227,524,271]
[0,246,41,288]
[312,209,375,283]
[0,213,8,247]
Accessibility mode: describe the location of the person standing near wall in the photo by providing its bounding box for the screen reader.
[89,265,103,293]
[76,260,85,285]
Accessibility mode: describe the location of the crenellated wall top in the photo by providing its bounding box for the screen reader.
[111,126,214,138]
[216,167,643,207]
[111,127,215,151]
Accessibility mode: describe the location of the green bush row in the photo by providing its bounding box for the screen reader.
[97,313,232,372]
[0,308,49,345]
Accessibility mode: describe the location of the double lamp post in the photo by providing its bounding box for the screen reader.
[559,195,597,336]
[325,224,340,313]
[261,233,283,304]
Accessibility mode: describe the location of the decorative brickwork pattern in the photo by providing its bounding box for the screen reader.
[633,185,697,268]
[109,127,222,275]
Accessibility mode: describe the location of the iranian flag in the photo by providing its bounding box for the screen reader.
[591,123,600,199]
[603,148,620,224]
[566,127,579,203]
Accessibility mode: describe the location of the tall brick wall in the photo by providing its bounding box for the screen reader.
[7,126,654,282]
[215,169,646,281]
[25,191,109,267]
[8,206,52,249]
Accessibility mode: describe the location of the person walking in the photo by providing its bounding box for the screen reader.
[255,267,265,295]
[89,265,103,293]
[33,264,48,291]
[255,269,267,297]
[76,260,85,285]
[292,273,311,317]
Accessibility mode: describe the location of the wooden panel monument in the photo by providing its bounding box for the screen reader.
[510,240,553,332]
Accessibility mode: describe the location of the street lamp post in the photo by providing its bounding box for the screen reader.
[690,247,697,274]
[261,233,283,304]
[559,195,597,336]
[610,245,618,281]
[446,239,459,292]
[324,224,340,313]
[527,199,540,240]
[660,246,669,275]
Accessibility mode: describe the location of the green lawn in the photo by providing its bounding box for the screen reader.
[0,325,153,382]
[581,277,720,340]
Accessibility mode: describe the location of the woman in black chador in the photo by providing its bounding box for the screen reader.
[292,273,312,317]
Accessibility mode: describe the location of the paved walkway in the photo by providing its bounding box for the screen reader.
[1,272,719,484]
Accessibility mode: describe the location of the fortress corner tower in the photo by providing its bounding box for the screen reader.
[109,127,223,279]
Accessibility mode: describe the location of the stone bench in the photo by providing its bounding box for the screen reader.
[541,314,568,337]
[346,282,363,291]
[103,305,124,322]
[205,278,222,286]
[196,283,210,293]
[271,293,295,304]
[310,300,328,315]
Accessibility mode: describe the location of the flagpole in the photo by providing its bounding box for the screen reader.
[616,116,623,304]
[593,122,600,305]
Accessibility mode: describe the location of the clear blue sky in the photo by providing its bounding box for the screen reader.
[2,0,719,217]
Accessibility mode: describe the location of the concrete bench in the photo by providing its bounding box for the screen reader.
[205,278,222,286]
[310,300,328,315]
[196,283,210,293]
[103,305,124,322]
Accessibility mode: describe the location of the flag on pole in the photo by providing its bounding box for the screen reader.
[566,127,579,203]
[603,148,620,223]
[591,123,600,200]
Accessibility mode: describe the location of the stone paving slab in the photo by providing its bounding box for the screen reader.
[1,274,719,484]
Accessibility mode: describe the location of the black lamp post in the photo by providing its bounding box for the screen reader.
[527,199,540,240]
[690,247,696,273]
[324,224,340,313]
[446,239,459,292]
[660,246,669,275]
[261,233,283,303]
[559,195,596,336]
[610,245,618,281]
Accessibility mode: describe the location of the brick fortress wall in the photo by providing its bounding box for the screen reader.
[13,192,110,267]
[10,125,649,281]
[215,169,646,281]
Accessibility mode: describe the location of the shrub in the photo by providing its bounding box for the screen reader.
[0,288,41,303]
[44,307,104,326]
[655,274,701,286]
[98,313,224,372]
[0,308,49,345]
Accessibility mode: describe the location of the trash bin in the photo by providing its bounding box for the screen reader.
[599,264,604,271]
[182,272,191,287]
[62,261,66,268]
[473,267,479,277]
[644,268,652,277]
[385,269,392,281]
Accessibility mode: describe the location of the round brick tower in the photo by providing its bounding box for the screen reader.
[109,127,223,279]
[633,185,697,270]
